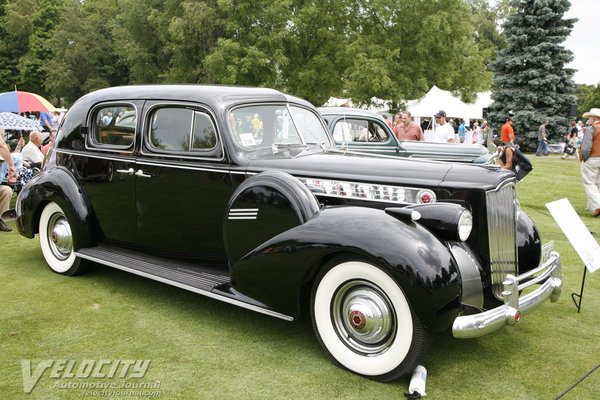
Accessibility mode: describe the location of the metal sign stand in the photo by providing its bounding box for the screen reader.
[546,198,600,313]
[571,266,587,313]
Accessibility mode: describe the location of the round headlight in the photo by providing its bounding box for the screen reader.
[457,210,473,241]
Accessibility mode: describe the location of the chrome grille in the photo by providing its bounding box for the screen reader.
[486,181,518,299]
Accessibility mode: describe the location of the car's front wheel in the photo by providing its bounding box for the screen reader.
[39,202,88,276]
[310,259,429,382]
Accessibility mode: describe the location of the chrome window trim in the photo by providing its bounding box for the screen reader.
[140,102,225,162]
[86,102,138,154]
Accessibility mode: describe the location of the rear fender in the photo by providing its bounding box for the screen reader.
[16,166,98,249]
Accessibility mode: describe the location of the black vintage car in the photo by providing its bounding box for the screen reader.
[14,85,562,382]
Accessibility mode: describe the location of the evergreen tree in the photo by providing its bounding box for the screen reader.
[488,0,576,151]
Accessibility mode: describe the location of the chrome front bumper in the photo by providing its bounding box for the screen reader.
[452,251,562,339]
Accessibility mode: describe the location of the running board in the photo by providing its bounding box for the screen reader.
[76,245,293,321]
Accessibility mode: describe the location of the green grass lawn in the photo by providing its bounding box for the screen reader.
[1,155,599,399]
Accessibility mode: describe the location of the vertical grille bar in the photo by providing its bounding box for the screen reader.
[486,182,518,299]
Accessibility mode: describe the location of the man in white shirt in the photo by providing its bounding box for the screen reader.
[21,130,45,167]
[433,110,455,143]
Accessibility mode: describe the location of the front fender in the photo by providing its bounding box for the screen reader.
[517,210,541,274]
[16,166,98,249]
[230,206,461,332]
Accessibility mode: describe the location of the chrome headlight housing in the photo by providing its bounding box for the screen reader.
[386,203,473,242]
[457,210,473,241]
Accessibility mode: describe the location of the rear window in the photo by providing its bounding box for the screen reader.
[92,105,136,147]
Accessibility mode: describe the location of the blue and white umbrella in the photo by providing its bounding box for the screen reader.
[0,112,42,131]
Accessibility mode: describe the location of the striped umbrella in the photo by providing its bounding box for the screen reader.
[0,112,42,131]
[0,90,57,113]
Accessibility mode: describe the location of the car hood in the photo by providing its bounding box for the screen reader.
[243,148,512,191]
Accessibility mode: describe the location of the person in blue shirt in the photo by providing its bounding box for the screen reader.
[39,111,54,134]
[458,120,466,143]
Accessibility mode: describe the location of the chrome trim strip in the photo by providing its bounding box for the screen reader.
[56,149,135,162]
[452,251,562,338]
[135,160,230,174]
[75,251,294,322]
[56,149,246,175]
[297,176,435,205]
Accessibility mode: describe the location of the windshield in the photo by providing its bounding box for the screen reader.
[229,104,330,149]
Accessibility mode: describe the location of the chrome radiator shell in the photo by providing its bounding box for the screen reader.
[485,181,518,299]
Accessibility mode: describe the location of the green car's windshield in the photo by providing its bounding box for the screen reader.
[229,104,330,149]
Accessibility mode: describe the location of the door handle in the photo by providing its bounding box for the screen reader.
[116,168,134,175]
[135,169,152,178]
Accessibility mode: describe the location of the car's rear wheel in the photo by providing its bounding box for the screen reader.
[39,202,88,276]
[310,259,429,382]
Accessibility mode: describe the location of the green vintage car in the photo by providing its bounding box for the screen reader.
[318,107,494,164]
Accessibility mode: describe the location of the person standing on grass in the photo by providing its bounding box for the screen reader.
[535,119,549,156]
[580,108,600,217]
[561,121,579,159]
[501,117,514,145]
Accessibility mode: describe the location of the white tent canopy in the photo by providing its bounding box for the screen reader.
[323,86,492,121]
[406,86,491,120]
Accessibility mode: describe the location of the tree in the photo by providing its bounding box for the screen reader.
[43,0,128,104]
[0,0,38,92]
[18,0,65,98]
[342,0,495,109]
[109,0,169,84]
[488,0,576,151]
[575,84,600,120]
[203,0,288,87]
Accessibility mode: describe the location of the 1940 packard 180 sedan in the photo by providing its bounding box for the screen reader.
[14,85,562,382]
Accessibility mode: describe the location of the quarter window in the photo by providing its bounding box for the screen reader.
[149,107,217,152]
[92,105,136,147]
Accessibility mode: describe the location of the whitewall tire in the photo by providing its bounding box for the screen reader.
[39,202,87,276]
[311,259,429,382]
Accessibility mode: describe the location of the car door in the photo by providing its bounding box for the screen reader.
[134,101,234,259]
[78,102,141,244]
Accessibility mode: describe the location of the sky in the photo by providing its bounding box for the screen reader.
[563,0,598,85]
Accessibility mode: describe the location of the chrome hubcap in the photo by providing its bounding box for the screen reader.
[332,280,396,355]
[47,213,72,260]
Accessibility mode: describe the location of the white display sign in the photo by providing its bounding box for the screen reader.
[546,198,600,273]
[238,133,256,147]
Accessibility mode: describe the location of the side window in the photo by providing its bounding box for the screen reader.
[92,105,136,147]
[332,119,388,143]
[369,121,389,142]
[149,107,218,153]
[192,112,217,151]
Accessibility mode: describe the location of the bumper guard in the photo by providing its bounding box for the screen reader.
[452,251,562,339]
